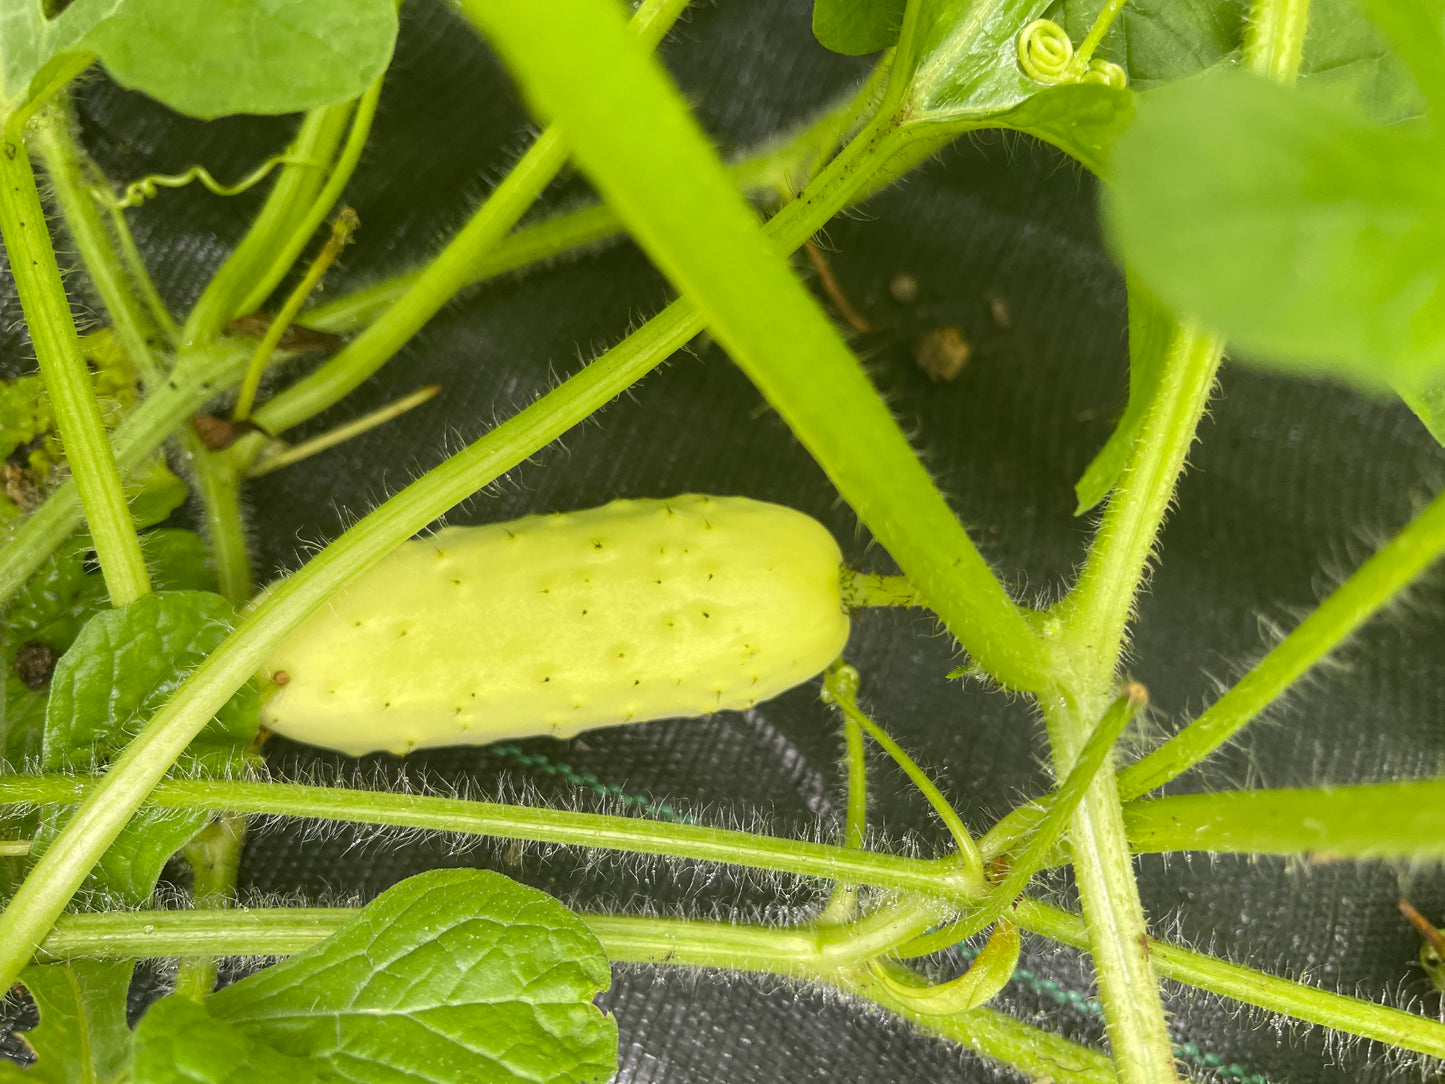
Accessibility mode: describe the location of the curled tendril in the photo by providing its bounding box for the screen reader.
[1081,58,1128,88]
[1017,19,1129,89]
[91,155,319,212]
[1017,19,1073,85]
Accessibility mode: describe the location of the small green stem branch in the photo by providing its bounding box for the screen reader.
[171,813,246,1001]
[233,207,358,422]
[0,773,974,901]
[839,569,920,608]
[30,99,163,387]
[1120,484,1445,798]
[901,686,1144,959]
[1014,898,1445,1061]
[1071,0,1129,71]
[0,129,150,606]
[1244,0,1311,83]
[824,662,983,876]
[248,384,442,477]
[1122,778,1445,859]
[1039,688,1179,1084]
[181,103,353,347]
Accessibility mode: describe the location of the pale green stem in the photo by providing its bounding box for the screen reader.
[1122,778,1445,860]
[233,208,357,422]
[171,813,246,1001]
[1047,322,1224,1084]
[1120,484,1445,799]
[1070,0,1129,71]
[29,99,163,388]
[231,79,383,321]
[248,384,441,477]
[181,103,352,347]
[1014,897,1445,1062]
[0,127,150,606]
[0,773,974,901]
[1244,0,1311,83]
[839,569,919,608]
[183,430,252,604]
[899,686,1144,959]
[824,662,983,878]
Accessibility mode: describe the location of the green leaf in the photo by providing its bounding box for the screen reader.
[132,997,320,1084]
[204,869,617,1084]
[0,0,120,117]
[900,0,1043,118]
[43,591,255,773]
[124,457,188,530]
[31,590,255,901]
[84,0,398,120]
[1,961,134,1084]
[1300,0,1427,123]
[1049,0,1246,89]
[1074,280,1172,513]
[1360,0,1445,112]
[812,0,906,55]
[992,81,1133,176]
[1104,68,1445,390]
[3,531,214,764]
[1397,376,1445,444]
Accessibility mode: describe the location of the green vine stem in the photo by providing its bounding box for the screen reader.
[1119,484,1445,799]
[1013,897,1445,1061]
[1047,320,1227,1084]
[170,813,246,1001]
[1121,778,1445,859]
[0,126,150,606]
[0,773,975,902]
[23,907,1113,1083]
[823,662,983,877]
[899,685,1144,959]
[32,893,1445,1068]
[29,99,163,387]
[180,103,352,347]
[1244,0,1311,83]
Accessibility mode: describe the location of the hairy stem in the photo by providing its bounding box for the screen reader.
[1120,484,1445,798]
[1014,897,1445,1061]
[0,128,149,606]
[0,773,975,901]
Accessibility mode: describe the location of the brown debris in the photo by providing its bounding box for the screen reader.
[915,327,971,382]
[191,415,269,452]
[226,312,345,355]
[13,639,59,690]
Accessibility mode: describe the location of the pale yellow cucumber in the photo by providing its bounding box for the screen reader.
[260,494,851,755]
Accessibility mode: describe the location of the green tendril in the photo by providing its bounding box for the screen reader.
[1017,19,1074,85]
[1016,20,1128,89]
[93,155,320,211]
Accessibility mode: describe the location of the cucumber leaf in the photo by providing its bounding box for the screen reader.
[812,0,907,55]
[29,590,256,901]
[2,530,214,765]
[1048,0,1246,89]
[182,869,619,1084]
[0,961,134,1084]
[84,0,398,120]
[131,997,320,1084]
[1104,68,1445,392]
[0,0,120,117]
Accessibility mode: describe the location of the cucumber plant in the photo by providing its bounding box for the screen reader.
[0,0,1443,1082]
